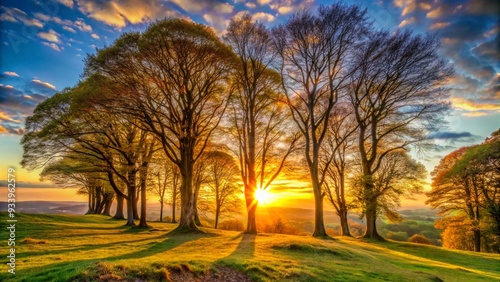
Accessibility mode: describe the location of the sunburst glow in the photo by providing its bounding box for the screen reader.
[255,188,270,205]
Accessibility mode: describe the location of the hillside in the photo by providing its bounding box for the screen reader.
[0,213,498,282]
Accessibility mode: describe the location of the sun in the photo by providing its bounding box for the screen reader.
[255,188,270,205]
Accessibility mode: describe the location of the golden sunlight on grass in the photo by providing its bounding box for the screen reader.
[0,213,498,282]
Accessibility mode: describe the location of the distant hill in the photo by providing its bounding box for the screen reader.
[0,201,88,214]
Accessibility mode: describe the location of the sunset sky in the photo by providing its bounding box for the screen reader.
[0,0,498,207]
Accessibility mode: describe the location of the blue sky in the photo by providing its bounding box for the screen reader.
[0,0,498,191]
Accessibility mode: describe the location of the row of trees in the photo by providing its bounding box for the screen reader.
[427,130,500,252]
[21,4,452,238]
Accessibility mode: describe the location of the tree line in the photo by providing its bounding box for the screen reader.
[21,3,453,239]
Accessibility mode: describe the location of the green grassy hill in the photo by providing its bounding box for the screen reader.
[0,213,499,281]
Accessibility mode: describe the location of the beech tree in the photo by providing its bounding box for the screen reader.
[273,4,368,236]
[86,20,237,232]
[224,14,298,234]
[40,155,114,215]
[348,30,453,239]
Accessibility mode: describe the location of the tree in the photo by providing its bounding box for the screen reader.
[85,20,237,232]
[203,151,241,229]
[148,154,176,222]
[352,150,426,229]
[428,129,500,252]
[323,104,358,236]
[427,147,482,251]
[348,30,453,239]
[224,14,298,234]
[40,154,114,215]
[273,4,368,237]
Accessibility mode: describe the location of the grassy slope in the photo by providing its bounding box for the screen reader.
[0,213,498,282]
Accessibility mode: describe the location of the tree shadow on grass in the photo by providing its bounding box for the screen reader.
[8,232,215,282]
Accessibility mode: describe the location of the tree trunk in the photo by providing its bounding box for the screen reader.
[114,193,125,219]
[193,183,202,226]
[473,229,481,252]
[175,158,200,232]
[138,167,149,228]
[125,171,137,226]
[339,208,351,236]
[160,201,164,222]
[246,198,257,234]
[214,206,220,229]
[95,186,102,213]
[102,196,113,216]
[86,190,93,214]
[89,187,96,214]
[361,173,383,240]
[133,190,140,220]
[311,165,327,237]
[125,197,135,226]
[172,187,177,223]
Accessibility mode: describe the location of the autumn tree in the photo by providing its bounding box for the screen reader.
[348,30,453,239]
[273,4,368,236]
[428,129,500,252]
[224,14,298,234]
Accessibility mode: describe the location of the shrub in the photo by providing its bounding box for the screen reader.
[260,218,298,235]
[386,231,409,242]
[162,216,172,223]
[408,234,433,245]
[217,219,245,231]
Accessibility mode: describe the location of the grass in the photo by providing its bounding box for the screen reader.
[0,212,499,281]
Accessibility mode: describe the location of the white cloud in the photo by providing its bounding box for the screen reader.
[0,7,44,28]
[56,0,74,8]
[257,0,271,5]
[245,3,256,9]
[3,71,19,77]
[31,79,57,90]
[38,29,61,43]
[203,13,229,35]
[74,18,92,32]
[91,33,100,39]
[171,0,233,14]
[253,12,275,22]
[278,6,293,14]
[63,26,76,33]
[42,42,62,51]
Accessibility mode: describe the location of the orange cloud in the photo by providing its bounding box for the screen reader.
[451,97,500,115]
[430,22,450,30]
[78,0,179,28]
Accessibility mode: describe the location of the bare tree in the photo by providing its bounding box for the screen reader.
[323,104,358,236]
[273,4,368,237]
[202,151,241,229]
[348,30,453,239]
[224,14,298,234]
